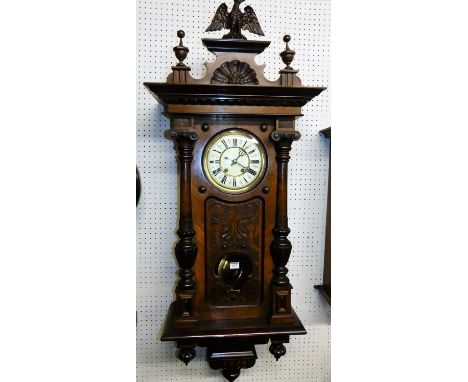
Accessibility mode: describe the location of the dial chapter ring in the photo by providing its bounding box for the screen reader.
[202,129,267,195]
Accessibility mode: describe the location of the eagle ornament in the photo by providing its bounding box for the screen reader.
[206,0,264,40]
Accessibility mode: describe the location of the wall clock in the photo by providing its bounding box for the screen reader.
[144,2,326,380]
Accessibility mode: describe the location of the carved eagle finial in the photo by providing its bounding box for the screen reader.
[206,0,265,40]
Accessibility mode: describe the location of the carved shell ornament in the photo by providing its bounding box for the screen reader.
[211,60,259,85]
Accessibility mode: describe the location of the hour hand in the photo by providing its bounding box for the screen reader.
[224,156,235,166]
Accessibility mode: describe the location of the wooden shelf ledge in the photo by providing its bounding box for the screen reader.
[161,302,306,343]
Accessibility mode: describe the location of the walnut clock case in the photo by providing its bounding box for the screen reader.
[144,6,325,380]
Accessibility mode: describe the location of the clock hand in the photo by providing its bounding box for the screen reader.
[231,149,246,166]
[231,152,241,166]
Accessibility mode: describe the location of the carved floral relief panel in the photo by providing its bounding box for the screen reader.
[205,197,264,307]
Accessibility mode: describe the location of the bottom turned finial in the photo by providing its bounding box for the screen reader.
[178,348,196,365]
[222,367,241,382]
[269,343,287,361]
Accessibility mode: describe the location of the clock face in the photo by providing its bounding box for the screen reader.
[202,129,267,194]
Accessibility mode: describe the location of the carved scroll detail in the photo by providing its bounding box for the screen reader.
[206,198,263,307]
[209,200,259,249]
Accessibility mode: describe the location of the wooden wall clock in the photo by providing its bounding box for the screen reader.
[144,2,326,380]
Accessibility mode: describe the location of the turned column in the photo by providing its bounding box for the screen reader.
[270,130,301,324]
[168,130,198,327]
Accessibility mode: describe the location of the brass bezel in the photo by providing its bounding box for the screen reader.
[202,129,267,195]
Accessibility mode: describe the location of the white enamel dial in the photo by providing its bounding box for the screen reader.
[202,129,267,194]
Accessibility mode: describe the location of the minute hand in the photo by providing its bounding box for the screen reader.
[231,149,246,166]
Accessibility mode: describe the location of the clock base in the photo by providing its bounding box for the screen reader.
[207,344,257,381]
[161,302,306,379]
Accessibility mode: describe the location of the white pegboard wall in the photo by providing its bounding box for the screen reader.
[137,1,330,381]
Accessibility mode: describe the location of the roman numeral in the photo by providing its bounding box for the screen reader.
[210,160,220,164]
[221,139,228,149]
[251,160,260,164]
[243,177,248,183]
[233,138,238,147]
[232,178,237,187]
[242,141,247,148]
[221,175,227,184]
[213,149,221,154]
[248,149,256,155]
[213,168,221,176]
[247,168,257,176]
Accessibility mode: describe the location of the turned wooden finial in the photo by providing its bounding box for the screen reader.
[280,35,296,70]
[279,35,301,87]
[173,30,189,66]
